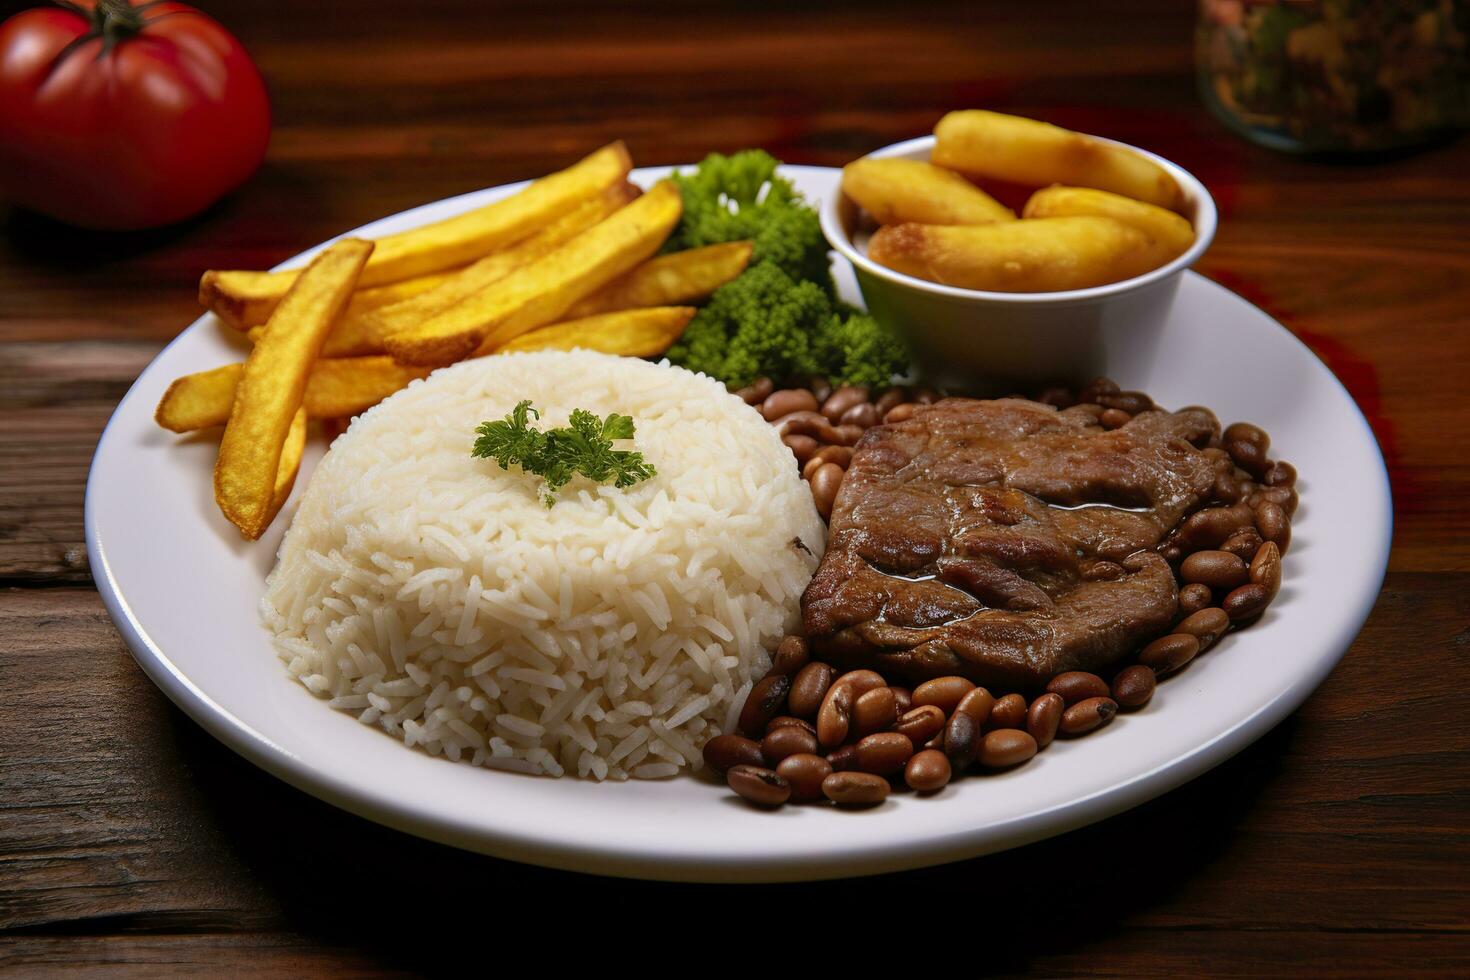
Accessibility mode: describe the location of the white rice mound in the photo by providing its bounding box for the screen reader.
[261,350,825,780]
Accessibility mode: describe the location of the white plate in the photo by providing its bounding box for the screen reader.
[87,165,1391,882]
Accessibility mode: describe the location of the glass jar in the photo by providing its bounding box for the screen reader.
[1196,0,1469,154]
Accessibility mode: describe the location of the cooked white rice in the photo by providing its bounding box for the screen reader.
[261,350,825,779]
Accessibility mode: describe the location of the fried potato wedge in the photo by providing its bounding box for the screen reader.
[933,110,1184,212]
[209,266,465,332]
[1022,185,1194,262]
[199,140,632,317]
[487,306,696,358]
[331,182,638,357]
[868,216,1164,292]
[271,407,308,518]
[564,241,752,318]
[155,356,429,432]
[215,238,373,540]
[385,179,683,366]
[842,158,1014,226]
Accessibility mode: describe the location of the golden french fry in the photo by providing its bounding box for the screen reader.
[331,182,638,357]
[1022,185,1194,262]
[868,217,1164,292]
[270,407,308,520]
[486,306,696,358]
[385,180,683,367]
[209,266,465,332]
[215,238,373,540]
[841,158,1014,226]
[563,241,752,318]
[198,140,632,318]
[933,110,1184,212]
[155,356,429,432]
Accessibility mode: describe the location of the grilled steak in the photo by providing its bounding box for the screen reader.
[801,398,1219,691]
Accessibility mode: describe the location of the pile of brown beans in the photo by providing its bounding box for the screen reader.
[708,378,1298,810]
[733,377,938,519]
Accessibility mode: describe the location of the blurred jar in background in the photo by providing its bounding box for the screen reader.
[1197,0,1468,154]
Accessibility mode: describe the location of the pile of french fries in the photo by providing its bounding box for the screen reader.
[156,141,753,539]
[846,110,1197,293]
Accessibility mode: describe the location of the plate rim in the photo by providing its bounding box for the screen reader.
[85,164,1393,883]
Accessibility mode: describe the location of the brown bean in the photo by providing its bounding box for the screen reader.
[987,693,1028,731]
[1078,377,1120,402]
[727,764,790,807]
[1175,504,1254,550]
[1223,583,1272,622]
[834,424,865,445]
[1059,697,1118,737]
[1264,461,1297,487]
[856,732,914,775]
[1035,385,1075,408]
[893,704,946,746]
[890,686,913,716]
[735,377,775,405]
[737,674,790,737]
[1138,633,1199,675]
[1099,408,1132,430]
[809,462,845,520]
[912,676,975,715]
[1251,541,1282,598]
[840,402,880,428]
[1226,438,1269,479]
[1212,472,1245,504]
[1099,390,1154,415]
[816,670,886,748]
[954,687,996,726]
[774,410,845,444]
[1160,543,1185,566]
[978,729,1039,768]
[1223,421,1269,452]
[812,444,853,468]
[874,387,909,416]
[1220,527,1265,561]
[904,749,952,792]
[884,402,917,423]
[781,433,819,464]
[1175,607,1230,652]
[762,725,818,765]
[703,734,763,774]
[1178,582,1213,615]
[788,662,834,718]
[761,388,818,421]
[911,387,939,404]
[1025,693,1064,749]
[822,771,889,806]
[776,753,832,801]
[1045,671,1110,706]
[1180,550,1249,590]
[1250,485,1299,518]
[1111,665,1156,709]
[801,456,826,480]
[821,385,869,422]
[852,687,898,738]
[770,635,809,676]
[942,710,977,768]
[1255,501,1291,553]
[826,744,859,772]
[766,716,816,735]
[808,377,832,404]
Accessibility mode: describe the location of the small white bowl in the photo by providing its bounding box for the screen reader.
[821,134,1218,392]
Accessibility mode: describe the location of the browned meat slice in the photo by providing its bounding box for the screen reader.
[802,398,1218,691]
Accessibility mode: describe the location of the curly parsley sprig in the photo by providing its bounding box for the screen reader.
[472,400,656,507]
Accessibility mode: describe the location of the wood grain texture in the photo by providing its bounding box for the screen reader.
[0,0,1465,972]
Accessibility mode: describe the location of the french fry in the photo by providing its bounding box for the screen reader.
[215,238,373,540]
[841,158,1014,226]
[329,182,639,357]
[1022,185,1194,262]
[932,110,1184,212]
[155,356,430,432]
[563,241,752,318]
[385,180,683,367]
[198,140,633,317]
[485,306,696,358]
[868,216,1163,292]
[271,407,308,518]
[206,266,465,331]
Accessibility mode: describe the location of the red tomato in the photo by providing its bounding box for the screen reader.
[0,0,270,230]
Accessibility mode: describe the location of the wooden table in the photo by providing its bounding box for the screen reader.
[2,0,1465,972]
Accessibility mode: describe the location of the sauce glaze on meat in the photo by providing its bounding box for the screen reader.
[801,398,1219,691]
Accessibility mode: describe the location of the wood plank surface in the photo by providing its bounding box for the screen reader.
[1,0,1465,973]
